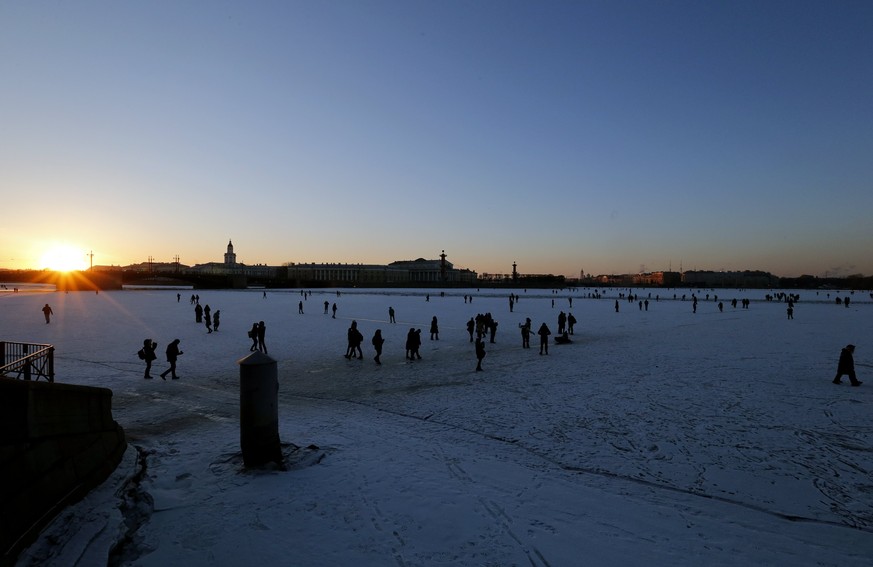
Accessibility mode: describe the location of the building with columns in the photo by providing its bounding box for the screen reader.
[188,241,477,285]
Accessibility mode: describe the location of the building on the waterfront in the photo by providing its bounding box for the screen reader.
[173,241,478,286]
[223,240,236,265]
[633,271,682,287]
[681,270,778,288]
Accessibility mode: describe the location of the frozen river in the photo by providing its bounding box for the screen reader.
[4,285,872,566]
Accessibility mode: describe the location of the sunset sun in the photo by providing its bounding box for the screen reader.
[40,245,89,272]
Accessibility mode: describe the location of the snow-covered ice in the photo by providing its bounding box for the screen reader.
[4,285,872,566]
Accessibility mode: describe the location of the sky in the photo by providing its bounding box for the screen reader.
[2,1,872,278]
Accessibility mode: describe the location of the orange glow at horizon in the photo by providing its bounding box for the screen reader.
[39,244,90,272]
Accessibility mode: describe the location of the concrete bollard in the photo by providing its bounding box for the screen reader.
[237,351,282,467]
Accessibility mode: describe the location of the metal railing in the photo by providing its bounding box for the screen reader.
[0,341,55,382]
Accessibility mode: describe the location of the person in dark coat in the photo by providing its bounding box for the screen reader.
[141,339,157,379]
[475,336,486,371]
[42,303,54,324]
[332,303,337,318]
[567,313,577,335]
[388,307,396,323]
[257,321,267,354]
[195,303,203,323]
[833,344,862,386]
[430,316,439,340]
[489,319,498,343]
[372,329,384,364]
[520,318,532,349]
[466,318,475,342]
[204,305,213,333]
[159,339,183,380]
[249,323,259,351]
[345,321,363,359]
[557,311,566,334]
[538,323,551,355]
[413,329,422,359]
[213,310,221,331]
[405,328,416,360]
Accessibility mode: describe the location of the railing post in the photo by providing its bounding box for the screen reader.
[48,346,55,383]
[0,341,5,367]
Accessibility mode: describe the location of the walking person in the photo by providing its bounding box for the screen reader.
[195,303,203,323]
[832,344,862,386]
[159,339,183,380]
[213,310,221,331]
[372,329,384,365]
[389,306,396,323]
[538,322,551,355]
[298,301,304,314]
[41,303,54,324]
[430,316,439,340]
[140,339,157,379]
[204,305,213,333]
[475,336,486,371]
[257,321,267,354]
[324,300,329,314]
[466,317,475,342]
[332,303,337,318]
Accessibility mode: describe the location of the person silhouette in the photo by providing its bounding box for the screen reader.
[42,303,54,324]
[257,321,267,354]
[372,329,384,364]
[475,336,486,371]
[538,323,551,355]
[249,323,259,351]
[520,318,532,349]
[159,339,183,380]
[833,344,861,386]
[141,339,157,379]
[430,316,439,340]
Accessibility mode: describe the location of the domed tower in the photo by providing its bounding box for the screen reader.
[224,240,237,266]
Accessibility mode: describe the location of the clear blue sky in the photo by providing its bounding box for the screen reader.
[2,1,871,277]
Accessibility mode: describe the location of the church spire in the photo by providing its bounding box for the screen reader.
[224,240,236,265]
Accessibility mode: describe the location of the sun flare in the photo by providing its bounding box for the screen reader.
[40,245,89,272]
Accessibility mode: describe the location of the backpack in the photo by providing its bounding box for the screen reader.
[137,348,145,360]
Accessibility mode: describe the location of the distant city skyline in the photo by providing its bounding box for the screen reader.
[2,2,872,278]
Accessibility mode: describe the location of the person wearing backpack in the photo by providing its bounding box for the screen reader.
[140,339,157,379]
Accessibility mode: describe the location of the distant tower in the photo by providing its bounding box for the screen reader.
[439,250,447,282]
[512,261,518,282]
[224,240,237,265]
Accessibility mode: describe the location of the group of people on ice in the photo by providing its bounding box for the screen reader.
[135,291,863,385]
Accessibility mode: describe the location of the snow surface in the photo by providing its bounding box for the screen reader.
[4,285,873,566]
